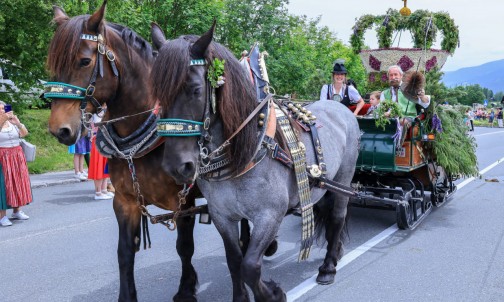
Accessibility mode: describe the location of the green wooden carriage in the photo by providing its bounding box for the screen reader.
[351,117,456,229]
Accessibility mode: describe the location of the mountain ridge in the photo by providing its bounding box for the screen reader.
[442,59,504,93]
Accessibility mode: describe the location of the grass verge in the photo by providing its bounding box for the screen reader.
[19,109,73,174]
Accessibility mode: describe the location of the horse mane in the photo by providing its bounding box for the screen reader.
[107,23,155,63]
[152,36,259,173]
[47,15,155,79]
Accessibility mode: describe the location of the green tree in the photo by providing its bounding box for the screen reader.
[454,84,486,106]
[0,0,53,104]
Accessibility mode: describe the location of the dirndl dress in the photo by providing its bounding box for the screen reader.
[88,137,109,180]
[68,136,91,154]
[0,146,33,208]
[0,164,9,210]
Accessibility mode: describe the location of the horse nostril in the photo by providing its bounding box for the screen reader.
[57,127,72,140]
[177,162,196,180]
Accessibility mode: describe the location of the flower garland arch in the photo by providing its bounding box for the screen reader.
[350,10,459,55]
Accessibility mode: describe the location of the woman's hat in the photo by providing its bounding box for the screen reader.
[332,59,347,74]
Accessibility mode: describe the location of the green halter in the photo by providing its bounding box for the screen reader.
[157,59,208,137]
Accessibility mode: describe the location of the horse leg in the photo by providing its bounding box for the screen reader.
[242,221,286,302]
[316,191,349,285]
[115,198,142,302]
[213,216,249,302]
[240,219,250,256]
[240,219,278,257]
[173,212,198,302]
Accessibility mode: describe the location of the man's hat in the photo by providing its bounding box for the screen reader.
[332,59,347,74]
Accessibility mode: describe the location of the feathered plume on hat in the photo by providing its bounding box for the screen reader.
[400,71,425,101]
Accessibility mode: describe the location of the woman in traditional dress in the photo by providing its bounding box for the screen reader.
[319,59,365,116]
[0,101,32,227]
[88,105,113,200]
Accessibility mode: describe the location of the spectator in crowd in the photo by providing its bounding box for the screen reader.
[0,101,33,227]
[69,135,90,181]
[497,108,503,128]
[466,109,475,131]
[88,106,114,200]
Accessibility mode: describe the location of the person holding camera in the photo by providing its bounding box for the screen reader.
[0,101,32,227]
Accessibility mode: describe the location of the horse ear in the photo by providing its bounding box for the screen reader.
[191,20,216,58]
[151,22,167,50]
[87,0,107,33]
[52,6,69,26]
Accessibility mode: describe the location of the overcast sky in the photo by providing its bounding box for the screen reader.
[288,0,504,71]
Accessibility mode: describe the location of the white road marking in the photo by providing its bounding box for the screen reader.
[0,217,112,245]
[473,130,504,137]
[286,157,504,301]
[287,225,398,301]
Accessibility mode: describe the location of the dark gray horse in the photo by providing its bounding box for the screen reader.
[150,23,360,301]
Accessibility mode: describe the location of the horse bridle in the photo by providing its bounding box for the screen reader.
[156,58,271,169]
[156,59,214,165]
[43,33,120,130]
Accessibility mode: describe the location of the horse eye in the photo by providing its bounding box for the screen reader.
[80,58,92,67]
[193,87,202,96]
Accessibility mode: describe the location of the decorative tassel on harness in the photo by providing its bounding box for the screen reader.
[275,105,314,261]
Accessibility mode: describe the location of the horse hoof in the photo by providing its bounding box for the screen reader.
[264,280,286,302]
[316,273,335,285]
[264,239,278,257]
[173,293,197,302]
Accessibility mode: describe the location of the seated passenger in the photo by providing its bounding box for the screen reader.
[380,65,431,145]
[319,59,365,116]
[366,91,382,115]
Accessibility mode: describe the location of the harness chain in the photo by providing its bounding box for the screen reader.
[275,106,314,261]
[98,122,184,230]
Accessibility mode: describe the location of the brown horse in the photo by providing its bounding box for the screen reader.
[45,2,199,301]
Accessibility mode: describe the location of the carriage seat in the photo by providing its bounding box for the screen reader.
[348,103,371,116]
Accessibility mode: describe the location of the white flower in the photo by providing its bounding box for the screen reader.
[216,76,226,87]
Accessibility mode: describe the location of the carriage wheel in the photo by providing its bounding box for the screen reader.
[430,162,450,206]
[396,192,414,229]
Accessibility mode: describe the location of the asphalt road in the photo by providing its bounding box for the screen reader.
[1,127,504,302]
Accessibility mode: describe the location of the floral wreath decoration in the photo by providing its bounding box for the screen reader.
[208,58,226,88]
[350,9,459,91]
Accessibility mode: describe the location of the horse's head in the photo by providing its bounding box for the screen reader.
[45,1,119,145]
[151,23,259,184]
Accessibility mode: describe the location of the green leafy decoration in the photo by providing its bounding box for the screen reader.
[373,99,403,130]
[207,58,226,88]
[425,104,478,177]
[350,9,459,54]
[350,14,376,54]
